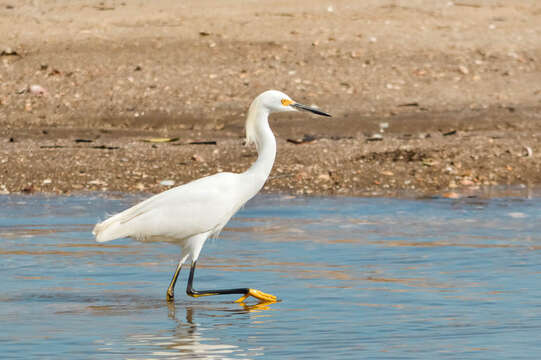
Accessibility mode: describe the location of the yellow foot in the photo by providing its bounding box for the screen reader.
[234,288,278,303]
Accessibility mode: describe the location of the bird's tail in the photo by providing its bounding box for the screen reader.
[93,211,132,243]
[94,193,158,242]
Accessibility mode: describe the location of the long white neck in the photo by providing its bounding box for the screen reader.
[242,99,277,195]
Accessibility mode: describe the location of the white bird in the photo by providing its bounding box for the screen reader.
[93,90,330,303]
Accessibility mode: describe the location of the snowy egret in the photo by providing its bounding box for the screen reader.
[93,90,331,303]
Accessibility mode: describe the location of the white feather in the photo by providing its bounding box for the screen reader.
[93,172,251,243]
[93,90,321,265]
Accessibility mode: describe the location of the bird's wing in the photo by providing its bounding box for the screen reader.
[93,172,244,242]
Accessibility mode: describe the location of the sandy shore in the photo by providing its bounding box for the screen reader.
[1,0,541,197]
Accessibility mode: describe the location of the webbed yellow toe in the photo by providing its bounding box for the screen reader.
[234,288,278,303]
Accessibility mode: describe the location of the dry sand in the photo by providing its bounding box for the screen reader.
[1,0,541,197]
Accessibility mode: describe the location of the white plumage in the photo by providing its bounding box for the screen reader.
[95,173,251,255]
[93,90,330,302]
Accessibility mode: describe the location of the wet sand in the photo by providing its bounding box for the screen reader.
[1,0,541,197]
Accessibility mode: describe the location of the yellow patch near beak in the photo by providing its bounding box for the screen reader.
[281,99,294,106]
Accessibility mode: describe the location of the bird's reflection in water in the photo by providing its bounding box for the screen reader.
[125,301,272,359]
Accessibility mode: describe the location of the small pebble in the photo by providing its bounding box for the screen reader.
[159,180,175,186]
[442,192,460,199]
[29,84,47,96]
[192,154,205,162]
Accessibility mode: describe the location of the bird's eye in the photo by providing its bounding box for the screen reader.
[281,99,293,106]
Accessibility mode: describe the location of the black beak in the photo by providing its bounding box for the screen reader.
[291,103,331,117]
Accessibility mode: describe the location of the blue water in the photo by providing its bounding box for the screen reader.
[1,194,540,359]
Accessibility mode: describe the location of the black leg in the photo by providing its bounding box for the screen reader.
[186,260,249,297]
[186,261,278,303]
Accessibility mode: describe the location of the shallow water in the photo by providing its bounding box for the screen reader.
[1,194,540,359]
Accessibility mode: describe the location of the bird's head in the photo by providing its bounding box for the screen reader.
[258,90,331,117]
[245,90,331,147]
